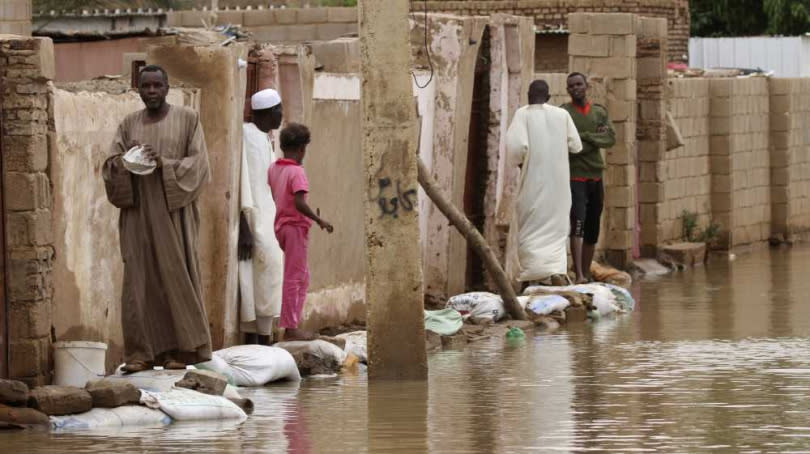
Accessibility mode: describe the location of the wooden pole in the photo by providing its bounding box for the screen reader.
[416,158,526,321]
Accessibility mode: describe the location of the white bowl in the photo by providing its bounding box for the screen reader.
[123,145,157,175]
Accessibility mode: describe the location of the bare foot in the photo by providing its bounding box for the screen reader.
[575,276,589,285]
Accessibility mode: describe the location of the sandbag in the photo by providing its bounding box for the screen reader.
[335,331,368,364]
[50,406,171,431]
[140,388,247,422]
[446,292,505,324]
[197,345,301,387]
[275,340,348,376]
[524,294,570,316]
[524,283,622,317]
[104,369,189,393]
[595,282,636,311]
[424,309,463,336]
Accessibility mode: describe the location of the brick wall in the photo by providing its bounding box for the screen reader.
[0,0,31,36]
[422,0,688,62]
[569,13,639,268]
[535,34,568,73]
[1,36,55,386]
[709,78,771,249]
[660,78,712,244]
[769,79,810,240]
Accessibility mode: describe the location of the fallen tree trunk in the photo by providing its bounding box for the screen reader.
[416,158,526,320]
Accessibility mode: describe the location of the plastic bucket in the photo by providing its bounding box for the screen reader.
[53,341,108,387]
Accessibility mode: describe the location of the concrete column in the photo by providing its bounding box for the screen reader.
[635,18,668,257]
[359,0,427,380]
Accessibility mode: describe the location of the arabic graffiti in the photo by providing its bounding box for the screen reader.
[376,177,418,219]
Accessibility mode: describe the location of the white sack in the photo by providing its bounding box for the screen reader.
[336,331,368,363]
[140,388,247,422]
[50,406,171,431]
[200,345,301,387]
[446,292,506,324]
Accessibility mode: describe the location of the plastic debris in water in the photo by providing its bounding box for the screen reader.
[506,327,525,340]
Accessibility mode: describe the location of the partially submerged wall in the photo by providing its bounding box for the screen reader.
[50,86,198,371]
[660,78,712,244]
[709,78,771,249]
[769,79,810,240]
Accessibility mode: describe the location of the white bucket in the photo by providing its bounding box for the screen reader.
[53,341,108,387]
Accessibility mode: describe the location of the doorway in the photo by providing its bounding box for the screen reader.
[464,28,491,292]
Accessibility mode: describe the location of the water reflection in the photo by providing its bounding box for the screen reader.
[2,246,810,452]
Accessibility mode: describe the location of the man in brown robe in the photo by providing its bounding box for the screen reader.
[103,65,212,373]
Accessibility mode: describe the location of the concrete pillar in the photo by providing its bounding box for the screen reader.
[635,18,668,257]
[359,0,427,380]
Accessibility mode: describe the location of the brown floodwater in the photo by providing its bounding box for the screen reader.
[3,245,810,453]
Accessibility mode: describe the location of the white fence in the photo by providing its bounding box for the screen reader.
[689,36,810,77]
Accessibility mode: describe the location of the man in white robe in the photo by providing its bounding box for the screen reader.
[239,89,285,344]
[505,80,583,286]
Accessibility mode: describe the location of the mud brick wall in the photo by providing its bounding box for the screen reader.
[185,0,689,60]
[1,37,55,386]
[0,0,31,36]
[709,78,772,249]
[769,79,810,240]
[568,12,638,268]
[661,78,712,244]
[166,7,358,42]
[423,0,689,62]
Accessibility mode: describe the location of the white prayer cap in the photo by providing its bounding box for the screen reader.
[251,88,282,110]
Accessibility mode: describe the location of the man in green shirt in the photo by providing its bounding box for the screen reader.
[561,72,616,283]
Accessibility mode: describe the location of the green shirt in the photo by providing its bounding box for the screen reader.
[561,102,616,179]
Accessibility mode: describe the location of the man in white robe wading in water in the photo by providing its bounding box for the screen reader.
[505,80,583,286]
[103,65,211,373]
[238,89,285,345]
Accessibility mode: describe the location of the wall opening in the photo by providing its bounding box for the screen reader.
[534,33,569,74]
[464,27,492,292]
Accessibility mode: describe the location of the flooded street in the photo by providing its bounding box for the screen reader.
[4,245,810,453]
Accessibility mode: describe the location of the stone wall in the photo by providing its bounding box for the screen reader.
[0,0,31,36]
[660,78,712,245]
[1,36,55,386]
[769,79,810,241]
[709,78,771,249]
